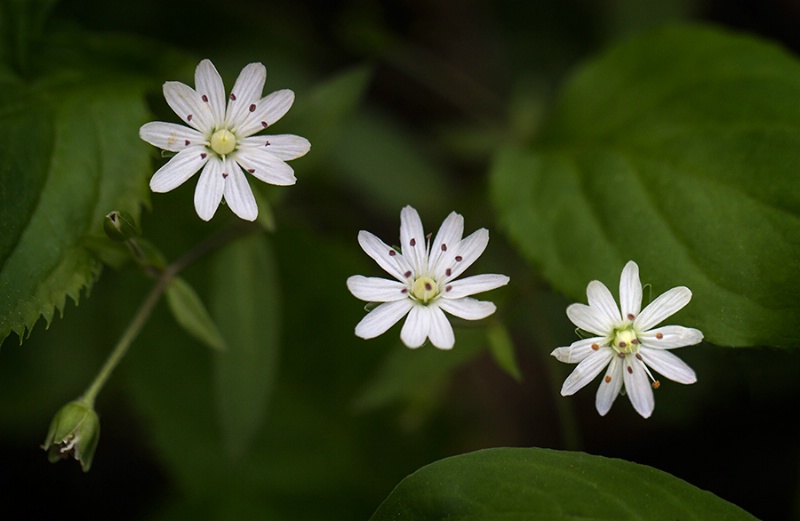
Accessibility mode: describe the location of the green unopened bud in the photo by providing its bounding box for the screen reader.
[104,210,139,242]
[42,400,100,472]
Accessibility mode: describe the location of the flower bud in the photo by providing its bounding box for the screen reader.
[104,210,139,242]
[42,400,100,472]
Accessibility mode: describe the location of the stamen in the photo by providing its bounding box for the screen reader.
[424,282,432,291]
[187,114,193,121]
[261,121,268,128]
[619,341,627,348]
[230,93,237,100]
[604,375,612,383]
[388,250,396,257]
[401,288,408,294]
[222,172,228,179]
[445,268,452,276]
[635,353,643,360]
[445,285,452,292]
[184,139,191,146]
[591,343,599,350]
[627,313,635,320]
[247,169,255,174]
[249,103,256,112]
[617,353,625,359]
[264,140,271,147]
[404,271,412,278]
[200,153,207,159]
[627,366,633,374]
[631,339,639,345]
[455,255,463,262]
[201,94,209,102]
[656,332,663,339]
[410,238,416,247]
[441,244,447,251]
[652,380,661,389]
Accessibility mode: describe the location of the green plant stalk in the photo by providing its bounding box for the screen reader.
[79,221,257,407]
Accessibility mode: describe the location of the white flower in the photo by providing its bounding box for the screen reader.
[551,260,702,418]
[139,59,310,221]
[347,206,509,350]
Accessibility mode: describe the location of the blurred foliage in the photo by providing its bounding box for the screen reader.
[2,0,800,520]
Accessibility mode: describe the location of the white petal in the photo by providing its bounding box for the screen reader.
[623,357,655,418]
[149,146,208,192]
[635,286,692,331]
[222,160,258,221]
[619,261,642,321]
[587,280,622,326]
[401,305,431,348]
[551,337,606,364]
[400,206,427,274]
[225,62,267,129]
[234,147,296,186]
[639,325,703,349]
[560,349,613,396]
[428,211,464,276]
[193,159,225,221]
[443,274,509,298]
[355,299,413,340]
[347,275,408,302]
[194,59,226,125]
[428,306,455,350]
[639,347,697,384]
[240,134,311,160]
[447,228,489,280]
[234,89,295,138]
[357,230,414,282]
[595,355,624,416]
[566,303,614,337]
[139,122,205,152]
[437,297,495,320]
[163,80,215,133]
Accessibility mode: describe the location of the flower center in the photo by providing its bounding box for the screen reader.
[210,129,236,155]
[411,276,439,304]
[612,327,638,354]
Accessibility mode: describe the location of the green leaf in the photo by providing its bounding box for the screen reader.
[370,447,758,521]
[485,321,522,382]
[165,276,226,351]
[0,63,153,345]
[490,24,800,348]
[210,233,281,460]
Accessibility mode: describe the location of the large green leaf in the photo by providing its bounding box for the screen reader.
[370,447,757,521]
[0,68,153,345]
[490,24,800,348]
[210,233,281,460]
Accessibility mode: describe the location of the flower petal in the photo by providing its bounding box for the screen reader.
[400,206,427,274]
[428,306,455,350]
[635,286,692,331]
[442,274,509,298]
[347,275,408,302]
[639,347,697,384]
[566,303,614,337]
[560,349,613,396]
[357,230,414,282]
[225,62,267,129]
[139,122,205,152]
[623,357,655,418]
[223,160,258,221]
[235,89,295,138]
[163,80,215,133]
[639,325,704,349]
[149,146,208,192]
[595,355,624,416]
[429,211,464,276]
[234,147,296,186]
[447,228,489,280]
[193,159,225,221]
[437,297,496,320]
[401,305,431,348]
[619,260,642,320]
[587,280,622,326]
[240,134,311,160]
[355,299,413,339]
[194,59,226,125]
[550,337,606,364]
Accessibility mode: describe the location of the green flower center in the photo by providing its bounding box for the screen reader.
[210,129,236,155]
[411,276,439,304]
[612,327,638,354]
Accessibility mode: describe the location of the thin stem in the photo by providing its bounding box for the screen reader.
[79,221,257,407]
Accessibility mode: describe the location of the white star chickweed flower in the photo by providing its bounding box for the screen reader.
[551,261,702,418]
[347,206,509,350]
[139,59,310,221]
